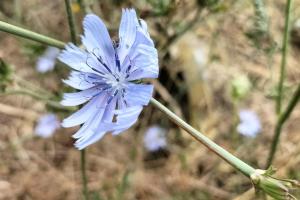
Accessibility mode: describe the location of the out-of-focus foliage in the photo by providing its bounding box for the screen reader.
[0,58,12,91]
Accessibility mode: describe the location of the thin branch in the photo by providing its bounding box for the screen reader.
[266,83,300,167]
[0,89,74,111]
[65,0,77,45]
[276,0,292,114]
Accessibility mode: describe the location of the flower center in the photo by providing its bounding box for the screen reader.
[106,75,127,91]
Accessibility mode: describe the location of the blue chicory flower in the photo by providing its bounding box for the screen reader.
[58,9,159,149]
[237,109,261,137]
[144,125,167,152]
[36,46,60,73]
[35,113,60,138]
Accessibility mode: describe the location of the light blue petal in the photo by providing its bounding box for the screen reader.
[61,87,101,106]
[73,106,106,140]
[58,43,95,73]
[77,98,116,133]
[84,53,113,75]
[101,97,117,123]
[124,83,153,106]
[111,105,143,135]
[132,44,158,67]
[126,68,158,81]
[75,131,106,150]
[72,95,114,139]
[74,97,117,149]
[126,44,158,80]
[138,19,151,38]
[135,19,154,47]
[73,111,106,149]
[117,97,127,110]
[81,14,115,67]
[87,105,142,134]
[62,93,107,127]
[118,9,138,64]
[63,71,96,90]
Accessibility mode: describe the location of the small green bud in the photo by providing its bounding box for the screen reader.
[230,75,252,100]
[250,167,299,200]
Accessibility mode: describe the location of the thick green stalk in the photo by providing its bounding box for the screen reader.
[276,0,292,114]
[0,21,65,48]
[150,98,255,177]
[65,0,77,45]
[266,83,300,167]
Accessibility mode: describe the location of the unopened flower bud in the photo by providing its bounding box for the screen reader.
[250,168,299,200]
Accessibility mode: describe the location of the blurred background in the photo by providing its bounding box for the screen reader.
[0,0,300,199]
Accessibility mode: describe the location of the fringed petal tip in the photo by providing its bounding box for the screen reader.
[61,118,76,128]
[74,131,106,150]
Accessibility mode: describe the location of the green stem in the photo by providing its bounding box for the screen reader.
[80,150,89,200]
[267,0,293,167]
[63,3,89,199]
[0,20,257,177]
[65,0,77,45]
[150,98,255,177]
[0,89,73,111]
[0,21,65,49]
[276,0,292,115]
[266,83,300,167]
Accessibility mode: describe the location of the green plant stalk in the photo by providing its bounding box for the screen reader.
[0,19,256,178]
[0,21,65,49]
[0,89,73,111]
[276,0,292,115]
[266,83,300,167]
[268,0,293,167]
[150,98,255,177]
[81,150,89,200]
[63,3,89,199]
[65,0,77,45]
